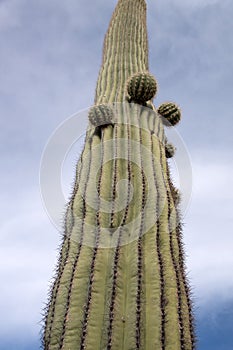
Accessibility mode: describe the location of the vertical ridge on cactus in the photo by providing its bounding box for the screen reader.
[95,0,148,104]
[43,0,195,349]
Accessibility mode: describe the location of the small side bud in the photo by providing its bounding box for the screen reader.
[126,72,157,104]
[88,104,114,127]
[158,102,181,126]
[165,143,176,158]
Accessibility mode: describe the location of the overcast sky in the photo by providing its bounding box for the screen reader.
[0,0,233,349]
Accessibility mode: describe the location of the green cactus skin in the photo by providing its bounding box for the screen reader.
[126,72,157,104]
[158,102,181,126]
[165,142,176,158]
[43,0,195,349]
[88,104,114,127]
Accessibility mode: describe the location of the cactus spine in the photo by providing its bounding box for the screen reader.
[43,0,195,349]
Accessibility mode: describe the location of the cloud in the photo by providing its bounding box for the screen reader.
[0,186,58,338]
[183,151,233,306]
[167,147,233,307]
[147,0,233,154]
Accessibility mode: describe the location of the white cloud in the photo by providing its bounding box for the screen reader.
[183,153,233,307]
[191,154,233,200]
[0,187,59,338]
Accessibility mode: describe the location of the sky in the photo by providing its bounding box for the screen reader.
[0,0,233,349]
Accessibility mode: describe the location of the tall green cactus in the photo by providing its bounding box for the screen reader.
[43,0,195,349]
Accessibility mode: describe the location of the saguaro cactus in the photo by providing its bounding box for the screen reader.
[43,0,195,349]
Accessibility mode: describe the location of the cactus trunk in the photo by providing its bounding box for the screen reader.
[43,0,195,349]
